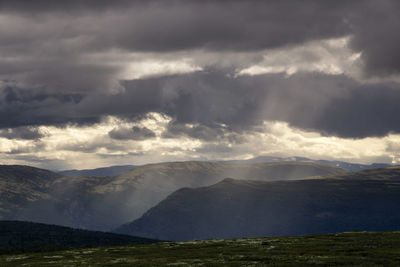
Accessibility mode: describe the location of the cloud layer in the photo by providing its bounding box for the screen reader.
[1,0,400,167]
[2,71,400,138]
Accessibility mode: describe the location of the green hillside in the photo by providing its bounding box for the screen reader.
[1,231,399,266]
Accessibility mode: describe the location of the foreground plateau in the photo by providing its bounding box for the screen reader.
[1,231,400,266]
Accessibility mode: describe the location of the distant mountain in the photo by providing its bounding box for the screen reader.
[86,161,343,229]
[0,165,62,220]
[115,166,400,241]
[230,156,392,172]
[0,220,157,254]
[0,161,343,231]
[59,165,136,177]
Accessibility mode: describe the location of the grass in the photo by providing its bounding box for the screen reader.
[1,231,400,266]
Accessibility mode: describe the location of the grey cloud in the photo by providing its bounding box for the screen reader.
[58,138,135,154]
[0,126,45,140]
[311,82,400,138]
[0,0,353,97]
[108,1,352,53]
[0,0,399,98]
[349,0,400,76]
[0,1,351,55]
[1,1,400,140]
[109,126,156,140]
[162,122,245,143]
[0,86,99,129]
[117,72,400,139]
[162,123,225,141]
[195,143,235,155]
[3,70,400,139]
[5,142,46,154]
[386,140,400,155]
[0,0,135,13]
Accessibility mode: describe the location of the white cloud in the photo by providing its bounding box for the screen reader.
[1,113,399,170]
[120,59,202,80]
[238,37,362,78]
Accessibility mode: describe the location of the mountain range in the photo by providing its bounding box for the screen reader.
[223,156,391,172]
[0,161,342,231]
[115,166,400,241]
[59,165,136,177]
[58,157,391,177]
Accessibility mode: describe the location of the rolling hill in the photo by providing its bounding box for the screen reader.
[0,161,343,231]
[115,166,400,241]
[0,221,157,254]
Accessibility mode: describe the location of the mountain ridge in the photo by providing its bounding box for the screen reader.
[59,165,136,177]
[115,165,400,241]
[0,161,344,230]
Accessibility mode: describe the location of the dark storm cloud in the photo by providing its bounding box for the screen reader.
[312,82,400,138]
[0,126,45,140]
[0,1,353,52]
[0,1,352,50]
[0,86,97,128]
[0,0,399,83]
[0,0,134,13]
[109,126,156,140]
[349,0,400,76]
[0,0,394,77]
[109,1,353,52]
[3,70,400,139]
[95,72,400,139]
[1,0,400,140]
[125,71,400,139]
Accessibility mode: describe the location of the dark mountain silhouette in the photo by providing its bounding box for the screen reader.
[115,166,400,241]
[0,220,157,254]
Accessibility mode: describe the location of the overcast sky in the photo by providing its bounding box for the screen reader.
[1,0,400,170]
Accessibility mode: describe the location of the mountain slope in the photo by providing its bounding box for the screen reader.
[115,166,400,241]
[0,165,62,219]
[0,221,157,254]
[59,165,136,177]
[0,161,343,231]
[88,161,343,229]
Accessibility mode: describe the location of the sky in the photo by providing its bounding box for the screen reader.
[1,0,400,170]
